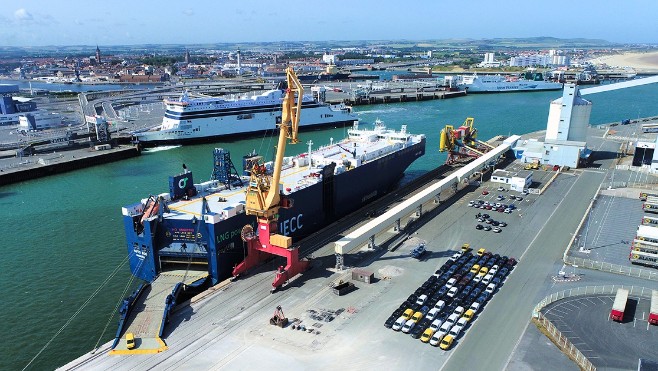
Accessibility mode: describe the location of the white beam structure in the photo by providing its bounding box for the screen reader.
[580,75,658,96]
[334,136,520,255]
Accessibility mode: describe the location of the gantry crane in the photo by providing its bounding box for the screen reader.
[231,67,310,293]
[439,117,494,164]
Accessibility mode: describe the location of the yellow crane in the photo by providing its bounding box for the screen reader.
[233,67,310,293]
[439,117,494,164]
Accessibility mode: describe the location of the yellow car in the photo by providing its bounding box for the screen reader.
[478,266,489,276]
[411,311,423,322]
[470,264,480,274]
[477,248,486,256]
[420,328,435,343]
[461,243,470,252]
[402,308,414,320]
[126,332,135,350]
[462,309,475,322]
[439,334,454,350]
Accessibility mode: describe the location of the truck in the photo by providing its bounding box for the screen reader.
[636,225,658,244]
[650,290,658,325]
[610,288,629,322]
[411,243,427,259]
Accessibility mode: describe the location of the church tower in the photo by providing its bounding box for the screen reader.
[95,45,101,64]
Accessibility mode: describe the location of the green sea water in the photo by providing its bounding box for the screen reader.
[2,84,658,370]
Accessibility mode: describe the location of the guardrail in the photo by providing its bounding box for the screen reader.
[532,284,655,371]
[564,255,658,281]
[534,312,596,371]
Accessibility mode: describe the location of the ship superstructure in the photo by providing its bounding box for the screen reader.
[134,87,356,145]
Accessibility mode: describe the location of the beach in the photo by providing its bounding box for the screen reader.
[590,51,658,72]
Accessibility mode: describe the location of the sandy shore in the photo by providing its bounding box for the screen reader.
[589,51,658,72]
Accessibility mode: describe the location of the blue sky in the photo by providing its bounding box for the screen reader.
[1,0,657,46]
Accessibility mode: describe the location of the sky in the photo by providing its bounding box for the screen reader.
[1,0,657,47]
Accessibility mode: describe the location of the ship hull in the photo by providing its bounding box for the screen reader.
[461,82,563,93]
[124,138,426,285]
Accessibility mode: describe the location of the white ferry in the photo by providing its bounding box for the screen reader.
[453,72,562,93]
[135,86,357,145]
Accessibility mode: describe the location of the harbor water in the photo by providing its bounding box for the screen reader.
[2,83,658,370]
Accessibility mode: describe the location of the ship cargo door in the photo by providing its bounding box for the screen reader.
[322,163,336,222]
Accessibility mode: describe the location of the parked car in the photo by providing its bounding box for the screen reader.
[392,316,406,331]
[482,190,489,195]
[430,329,448,347]
[492,226,502,233]
[483,225,492,231]
[439,335,454,350]
[384,315,398,328]
[420,328,435,343]
[402,319,416,333]
[447,287,458,298]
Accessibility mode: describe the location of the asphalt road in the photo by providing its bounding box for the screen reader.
[442,170,606,371]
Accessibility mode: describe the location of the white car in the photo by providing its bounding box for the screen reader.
[415,294,428,306]
[453,306,465,317]
[468,200,475,207]
[469,302,481,313]
[427,307,440,321]
[449,322,464,338]
[490,265,499,276]
[504,208,512,214]
[430,318,444,332]
[434,300,446,312]
[446,278,457,290]
[472,274,483,283]
[485,283,497,295]
[482,273,493,285]
[429,330,448,346]
[392,316,406,331]
[402,319,416,333]
[447,286,458,298]
[449,252,462,262]
[492,226,502,233]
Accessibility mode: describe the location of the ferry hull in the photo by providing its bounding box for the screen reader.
[124,138,426,285]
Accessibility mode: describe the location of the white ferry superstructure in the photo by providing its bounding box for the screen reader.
[454,73,563,93]
[135,87,357,145]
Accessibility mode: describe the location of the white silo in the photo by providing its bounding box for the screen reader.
[545,83,592,143]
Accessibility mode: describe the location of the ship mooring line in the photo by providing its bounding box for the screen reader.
[22,255,130,370]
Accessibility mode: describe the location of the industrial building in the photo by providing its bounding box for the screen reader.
[491,169,532,191]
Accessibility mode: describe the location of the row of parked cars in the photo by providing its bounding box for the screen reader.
[384,244,517,350]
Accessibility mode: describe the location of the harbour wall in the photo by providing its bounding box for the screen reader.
[0,145,140,186]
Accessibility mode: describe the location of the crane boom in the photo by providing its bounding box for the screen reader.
[245,67,303,219]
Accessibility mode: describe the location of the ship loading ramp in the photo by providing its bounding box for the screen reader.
[109,269,208,355]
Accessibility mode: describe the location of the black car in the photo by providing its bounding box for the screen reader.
[483,225,492,231]
[407,294,418,303]
[476,224,484,230]
[499,267,510,277]
[491,220,499,226]
[410,324,425,339]
[506,257,518,267]
[384,315,397,328]
[392,308,404,318]
[415,287,426,296]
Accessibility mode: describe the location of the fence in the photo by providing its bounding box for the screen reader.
[565,255,658,282]
[534,313,596,371]
[532,284,655,371]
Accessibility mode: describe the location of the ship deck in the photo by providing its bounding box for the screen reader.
[165,127,422,220]
[109,269,208,355]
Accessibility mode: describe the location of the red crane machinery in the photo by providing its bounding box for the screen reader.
[231,67,310,293]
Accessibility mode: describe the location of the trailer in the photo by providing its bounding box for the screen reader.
[650,290,658,325]
[636,225,658,244]
[643,202,658,213]
[640,192,658,201]
[632,239,658,254]
[641,215,658,226]
[610,288,629,322]
[630,250,658,268]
